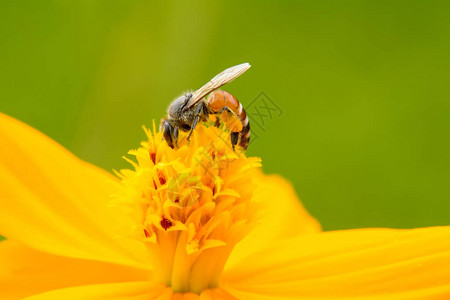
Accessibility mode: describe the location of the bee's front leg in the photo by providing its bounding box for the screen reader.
[161,119,176,149]
[173,126,179,148]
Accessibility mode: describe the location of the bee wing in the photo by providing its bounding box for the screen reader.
[186,63,251,108]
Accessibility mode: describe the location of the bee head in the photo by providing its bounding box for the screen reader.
[168,93,192,119]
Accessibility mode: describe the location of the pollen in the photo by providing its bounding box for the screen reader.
[115,122,261,294]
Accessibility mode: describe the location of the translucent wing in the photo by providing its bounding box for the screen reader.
[185,63,251,108]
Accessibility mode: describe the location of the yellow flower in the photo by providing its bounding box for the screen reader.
[0,112,450,299]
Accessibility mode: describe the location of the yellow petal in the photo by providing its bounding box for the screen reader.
[0,240,151,300]
[0,113,147,267]
[20,280,238,300]
[225,172,320,270]
[222,226,450,299]
[152,287,239,300]
[199,288,239,300]
[22,282,165,300]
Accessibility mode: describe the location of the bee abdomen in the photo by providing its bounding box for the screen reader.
[208,91,250,150]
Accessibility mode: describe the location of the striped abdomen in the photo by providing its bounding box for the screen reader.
[208,90,250,150]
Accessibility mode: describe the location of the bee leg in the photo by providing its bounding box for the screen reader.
[215,106,242,151]
[230,132,239,151]
[187,101,206,141]
[173,125,179,148]
[213,117,221,127]
[216,106,241,129]
[212,107,229,128]
[161,119,175,149]
[216,106,233,115]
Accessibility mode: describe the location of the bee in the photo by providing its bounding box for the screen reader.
[161,63,251,151]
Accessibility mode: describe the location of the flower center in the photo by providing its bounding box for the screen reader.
[116,123,261,294]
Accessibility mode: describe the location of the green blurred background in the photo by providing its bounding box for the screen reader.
[1,0,449,231]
